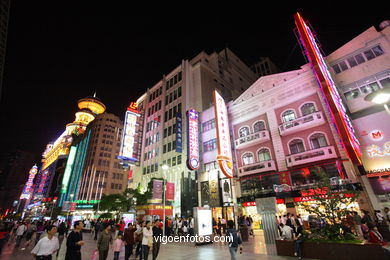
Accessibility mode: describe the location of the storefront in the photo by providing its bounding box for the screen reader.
[211,206,234,222]
[136,204,173,221]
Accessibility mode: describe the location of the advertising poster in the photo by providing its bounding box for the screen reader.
[166,182,175,201]
[152,180,163,199]
[197,209,213,236]
[200,181,210,206]
[209,179,220,207]
[220,179,232,203]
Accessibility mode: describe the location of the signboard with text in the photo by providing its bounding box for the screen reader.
[186,109,200,170]
[119,102,140,162]
[176,113,183,153]
[20,165,38,200]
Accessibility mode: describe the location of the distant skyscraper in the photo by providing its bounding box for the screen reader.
[251,57,279,78]
[0,0,10,101]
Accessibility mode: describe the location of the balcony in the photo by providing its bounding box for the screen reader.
[279,111,325,136]
[234,130,270,149]
[238,160,276,177]
[286,146,337,167]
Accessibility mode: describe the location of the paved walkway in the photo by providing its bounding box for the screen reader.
[1,230,304,260]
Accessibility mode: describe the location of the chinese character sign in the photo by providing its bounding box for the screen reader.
[166,182,175,201]
[213,90,233,178]
[20,165,38,200]
[176,113,183,153]
[152,180,163,199]
[187,109,200,170]
[120,108,140,162]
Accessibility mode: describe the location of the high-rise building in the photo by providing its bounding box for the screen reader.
[251,57,280,78]
[326,20,390,209]
[0,0,10,101]
[130,48,257,217]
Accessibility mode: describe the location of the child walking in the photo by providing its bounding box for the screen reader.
[113,234,124,260]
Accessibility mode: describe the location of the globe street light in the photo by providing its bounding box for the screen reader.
[364,87,390,114]
[161,164,169,235]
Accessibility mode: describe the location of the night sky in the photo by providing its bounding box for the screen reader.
[0,3,388,163]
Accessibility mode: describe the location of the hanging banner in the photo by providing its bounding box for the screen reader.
[186,109,200,170]
[152,180,163,199]
[213,90,233,178]
[176,113,183,153]
[166,182,175,201]
[279,172,292,186]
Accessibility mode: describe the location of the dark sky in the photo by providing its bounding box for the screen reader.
[0,3,388,163]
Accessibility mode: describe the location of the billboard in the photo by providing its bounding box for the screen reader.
[61,146,77,194]
[20,165,38,200]
[166,182,175,201]
[213,90,233,178]
[294,13,362,165]
[152,180,163,199]
[187,109,200,170]
[119,102,140,162]
[176,113,183,153]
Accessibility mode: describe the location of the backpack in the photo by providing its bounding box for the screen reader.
[227,229,242,248]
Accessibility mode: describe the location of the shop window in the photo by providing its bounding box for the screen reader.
[239,126,250,137]
[253,121,266,132]
[380,78,390,88]
[282,110,296,123]
[289,139,305,154]
[300,103,316,116]
[310,133,328,149]
[242,153,254,165]
[258,148,271,162]
[344,89,361,100]
[360,82,380,94]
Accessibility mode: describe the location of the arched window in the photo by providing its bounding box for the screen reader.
[242,153,254,165]
[310,133,328,149]
[301,103,316,116]
[239,126,250,137]
[253,121,266,132]
[258,148,271,162]
[289,139,305,154]
[282,110,296,123]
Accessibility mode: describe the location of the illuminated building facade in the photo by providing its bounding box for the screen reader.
[131,48,256,216]
[326,20,390,209]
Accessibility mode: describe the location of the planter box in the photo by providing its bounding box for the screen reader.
[275,239,387,260]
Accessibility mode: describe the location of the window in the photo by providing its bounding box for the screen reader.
[164,111,168,122]
[310,133,328,149]
[253,121,266,132]
[178,86,182,97]
[167,158,171,166]
[174,89,177,100]
[178,103,182,113]
[169,109,172,120]
[147,166,150,174]
[172,157,176,166]
[344,89,360,100]
[347,56,358,68]
[151,164,154,172]
[239,126,250,137]
[164,128,167,138]
[339,61,348,71]
[364,49,375,61]
[360,82,380,94]
[282,110,296,123]
[289,139,305,154]
[168,126,172,136]
[168,142,171,152]
[372,45,384,57]
[178,71,182,81]
[173,106,177,115]
[163,145,167,153]
[242,153,254,165]
[332,65,341,74]
[172,140,176,150]
[203,119,216,132]
[165,95,168,105]
[158,100,161,110]
[173,124,176,134]
[143,167,146,175]
[300,103,316,116]
[155,163,158,171]
[258,148,271,162]
[203,139,217,152]
[380,78,390,88]
[355,53,365,64]
[177,155,182,164]
[169,93,173,103]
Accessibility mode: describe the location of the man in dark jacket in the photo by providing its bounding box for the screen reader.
[97,223,112,260]
[226,220,242,260]
[152,220,163,260]
[65,221,84,260]
[123,223,135,260]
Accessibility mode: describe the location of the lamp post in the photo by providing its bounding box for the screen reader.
[364,87,390,114]
[49,198,57,220]
[161,164,169,236]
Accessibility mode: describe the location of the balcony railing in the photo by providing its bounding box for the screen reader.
[279,111,325,136]
[286,146,337,167]
[238,160,276,177]
[234,130,270,149]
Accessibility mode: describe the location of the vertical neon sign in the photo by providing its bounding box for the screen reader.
[187,109,200,170]
[20,165,38,200]
[119,102,140,162]
[214,90,233,178]
[294,13,362,165]
[61,146,77,193]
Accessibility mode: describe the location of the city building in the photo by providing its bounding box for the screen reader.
[250,57,280,78]
[130,48,257,217]
[0,0,10,100]
[0,149,34,215]
[326,20,390,210]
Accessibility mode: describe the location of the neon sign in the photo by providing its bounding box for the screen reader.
[213,90,233,178]
[187,109,200,170]
[369,130,384,141]
[119,103,140,162]
[20,165,38,200]
[366,142,390,157]
[294,13,362,165]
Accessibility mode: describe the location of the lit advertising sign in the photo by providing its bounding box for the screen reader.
[61,146,77,194]
[196,208,213,236]
[166,182,175,201]
[119,104,140,162]
[187,109,200,170]
[213,90,233,178]
[294,13,362,165]
[176,113,183,153]
[20,165,38,200]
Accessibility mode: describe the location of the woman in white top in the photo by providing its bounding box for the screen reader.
[141,221,153,259]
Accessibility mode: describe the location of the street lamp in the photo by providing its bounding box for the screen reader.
[50,198,57,220]
[161,164,169,235]
[364,87,390,114]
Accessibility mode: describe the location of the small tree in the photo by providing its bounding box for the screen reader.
[297,166,361,242]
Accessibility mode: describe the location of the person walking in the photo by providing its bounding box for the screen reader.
[15,222,27,248]
[97,223,112,260]
[113,234,124,260]
[293,222,304,260]
[117,220,125,236]
[142,221,153,260]
[123,223,135,260]
[65,221,84,260]
[226,220,242,260]
[56,222,67,257]
[35,222,45,246]
[31,225,59,260]
[352,211,363,239]
[23,221,36,249]
[152,220,162,260]
[94,220,101,240]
